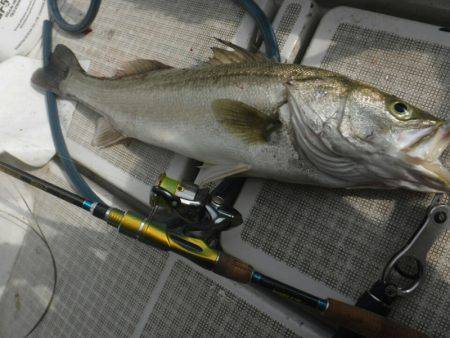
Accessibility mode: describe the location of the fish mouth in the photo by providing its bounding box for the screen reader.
[400,122,450,190]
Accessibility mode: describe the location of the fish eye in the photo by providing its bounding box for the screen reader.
[389,101,412,120]
[394,102,407,113]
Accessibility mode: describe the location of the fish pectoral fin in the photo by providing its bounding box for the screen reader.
[115,59,173,77]
[208,38,268,65]
[212,99,281,143]
[92,117,128,147]
[196,163,251,186]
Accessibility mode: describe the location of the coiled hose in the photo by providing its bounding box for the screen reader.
[48,0,101,34]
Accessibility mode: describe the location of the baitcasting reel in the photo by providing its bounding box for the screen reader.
[150,174,243,247]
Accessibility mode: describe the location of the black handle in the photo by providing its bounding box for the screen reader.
[211,178,246,206]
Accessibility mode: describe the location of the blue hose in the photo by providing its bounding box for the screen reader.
[238,0,280,61]
[43,20,102,202]
[48,0,101,34]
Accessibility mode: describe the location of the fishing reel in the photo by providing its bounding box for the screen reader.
[150,174,243,247]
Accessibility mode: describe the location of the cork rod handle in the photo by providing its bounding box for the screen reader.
[323,298,427,338]
[213,253,253,283]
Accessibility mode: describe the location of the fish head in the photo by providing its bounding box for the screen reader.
[339,84,450,191]
[288,76,450,191]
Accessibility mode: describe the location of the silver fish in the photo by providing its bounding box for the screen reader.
[32,42,450,192]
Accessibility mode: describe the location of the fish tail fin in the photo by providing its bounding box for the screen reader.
[31,44,84,95]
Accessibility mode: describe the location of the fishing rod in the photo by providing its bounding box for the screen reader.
[0,160,426,338]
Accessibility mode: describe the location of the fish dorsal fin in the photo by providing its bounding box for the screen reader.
[212,99,281,143]
[92,117,128,147]
[196,163,251,186]
[208,38,268,65]
[115,59,173,77]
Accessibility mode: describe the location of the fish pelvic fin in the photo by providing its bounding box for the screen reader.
[92,117,128,148]
[31,44,84,96]
[212,99,281,144]
[208,38,268,65]
[196,163,251,186]
[115,59,173,78]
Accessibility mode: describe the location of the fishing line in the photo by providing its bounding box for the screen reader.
[12,2,101,335]
[24,213,57,337]
[0,199,57,337]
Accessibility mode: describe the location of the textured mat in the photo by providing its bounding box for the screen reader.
[275,3,302,52]
[270,0,318,62]
[142,260,299,338]
[241,12,450,337]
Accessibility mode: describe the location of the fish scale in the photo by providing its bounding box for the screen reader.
[32,43,450,192]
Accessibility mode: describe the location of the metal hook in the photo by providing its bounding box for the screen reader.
[382,204,450,296]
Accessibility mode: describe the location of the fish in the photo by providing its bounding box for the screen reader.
[31,41,450,192]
